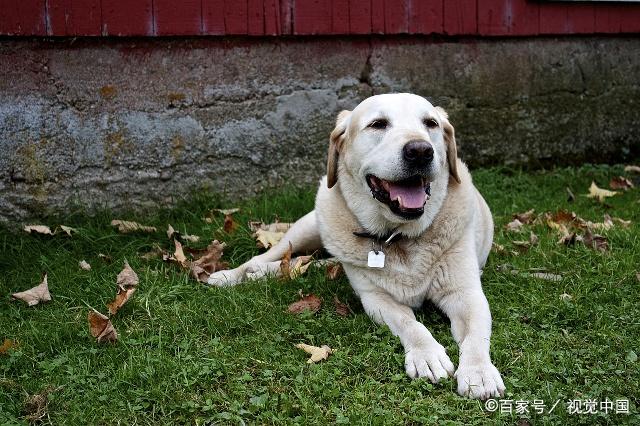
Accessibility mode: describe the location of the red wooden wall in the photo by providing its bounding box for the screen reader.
[1,0,639,36]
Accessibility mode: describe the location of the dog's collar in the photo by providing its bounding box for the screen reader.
[353,229,403,246]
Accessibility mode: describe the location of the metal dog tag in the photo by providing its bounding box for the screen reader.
[367,250,385,268]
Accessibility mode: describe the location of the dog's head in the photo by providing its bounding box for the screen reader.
[326,93,460,237]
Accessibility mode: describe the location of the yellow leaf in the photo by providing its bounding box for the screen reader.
[587,182,618,202]
[295,343,333,364]
[254,229,285,249]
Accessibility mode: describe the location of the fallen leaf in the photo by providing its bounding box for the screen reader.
[182,234,200,243]
[333,296,351,317]
[624,165,640,174]
[223,214,238,234]
[491,242,506,254]
[249,221,292,233]
[23,225,52,235]
[12,274,51,306]
[88,309,118,343]
[140,244,165,260]
[513,209,535,224]
[116,261,139,289]
[189,240,228,283]
[279,243,293,278]
[255,229,285,249]
[326,262,343,280]
[172,239,188,266]
[98,253,112,263]
[295,343,333,364]
[167,224,177,239]
[609,176,634,190]
[106,262,139,315]
[288,293,322,314]
[587,181,618,202]
[0,339,17,355]
[166,224,200,243]
[505,218,524,232]
[58,225,77,236]
[584,214,614,232]
[79,260,91,271]
[583,229,609,253]
[613,217,631,228]
[214,208,240,216]
[111,219,157,233]
[559,293,573,301]
[513,232,538,251]
[558,231,577,246]
[530,272,563,282]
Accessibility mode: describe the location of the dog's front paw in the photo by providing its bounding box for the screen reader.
[207,269,243,287]
[455,362,505,399]
[405,344,455,383]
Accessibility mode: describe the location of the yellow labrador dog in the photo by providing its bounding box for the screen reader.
[208,93,505,399]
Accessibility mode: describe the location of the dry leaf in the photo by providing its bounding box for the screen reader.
[214,208,240,216]
[530,272,563,282]
[182,234,200,243]
[111,219,157,233]
[326,262,344,280]
[23,225,53,235]
[295,343,333,364]
[88,309,118,343]
[333,296,351,317]
[492,242,506,254]
[79,260,91,271]
[505,218,524,232]
[172,239,188,266]
[249,221,292,233]
[107,262,139,315]
[98,253,112,263]
[624,165,640,174]
[106,287,136,316]
[610,176,634,190]
[117,261,139,289]
[190,240,228,283]
[167,224,177,239]
[587,181,618,202]
[583,229,609,253]
[255,229,285,249]
[0,339,17,355]
[513,232,538,251]
[280,243,293,278]
[12,274,51,306]
[613,217,631,228]
[223,214,238,234]
[279,244,313,280]
[558,231,577,246]
[288,293,322,314]
[58,225,77,236]
[513,209,535,224]
[559,293,573,301]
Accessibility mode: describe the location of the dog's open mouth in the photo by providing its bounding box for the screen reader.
[366,174,431,219]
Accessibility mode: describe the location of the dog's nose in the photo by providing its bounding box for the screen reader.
[403,140,434,167]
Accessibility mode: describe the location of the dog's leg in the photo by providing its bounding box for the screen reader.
[432,251,505,399]
[207,210,322,286]
[356,289,455,383]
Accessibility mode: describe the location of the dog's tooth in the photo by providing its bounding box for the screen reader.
[397,195,403,206]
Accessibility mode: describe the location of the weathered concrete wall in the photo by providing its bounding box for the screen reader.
[1,37,639,222]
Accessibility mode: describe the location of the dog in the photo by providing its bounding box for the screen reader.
[208,93,505,399]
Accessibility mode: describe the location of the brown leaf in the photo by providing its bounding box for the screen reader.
[107,261,139,315]
[172,239,188,266]
[167,224,177,239]
[140,244,165,260]
[280,243,293,278]
[333,296,351,317]
[288,293,322,314]
[88,309,118,343]
[0,339,18,355]
[513,209,535,224]
[583,229,609,253]
[111,219,157,233]
[190,240,228,283]
[558,231,577,246]
[610,176,634,190]
[12,274,51,306]
[167,224,200,243]
[587,181,618,202]
[223,214,238,234]
[505,218,524,232]
[295,343,333,364]
[58,225,77,236]
[106,287,136,316]
[255,229,286,249]
[117,261,139,289]
[79,260,91,271]
[249,221,292,233]
[23,225,53,235]
[624,165,640,174]
[326,262,344,280]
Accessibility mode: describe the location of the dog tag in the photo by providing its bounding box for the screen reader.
[367,250,385,268]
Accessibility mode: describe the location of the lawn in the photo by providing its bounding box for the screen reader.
[1,164,639,425]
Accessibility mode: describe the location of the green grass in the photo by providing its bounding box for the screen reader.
[1,164,639,425]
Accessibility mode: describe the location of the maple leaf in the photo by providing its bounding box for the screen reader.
[106,261,139,315]
[111,220,157,233]
[288,293,322,314]
[223,214,238,233]
[254,229,286,249]
[167,224,200,243]
[505,218,524,232]
[23,225,53,235]
[333,295,351,317]
[583,229,609,253]
[326,262,343,280]
[190,240,228,283]
[279,244,313,280]
[12,274,51,306]
[513,209,535,224]
[172,239,188,266]
[249,221,292,233]
[609,176,634,190]
[79,260,91,271]
[295,343,333,364]
[88,309,118,343]
[586,182,618,202]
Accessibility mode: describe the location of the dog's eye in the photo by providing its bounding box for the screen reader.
[423,118,439,129]
[368,119,389,130]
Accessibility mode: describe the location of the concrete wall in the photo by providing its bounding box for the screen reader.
[1,37,639,223]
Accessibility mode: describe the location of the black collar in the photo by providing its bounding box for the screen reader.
[353,229,404,245]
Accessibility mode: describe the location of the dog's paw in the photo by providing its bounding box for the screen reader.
[405,344,455,383]
[207,269,243,287]
[455,362,505,400]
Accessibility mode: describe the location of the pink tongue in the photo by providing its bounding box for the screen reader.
[388,183,426,209]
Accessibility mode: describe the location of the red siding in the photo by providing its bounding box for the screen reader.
[2,0,640,37]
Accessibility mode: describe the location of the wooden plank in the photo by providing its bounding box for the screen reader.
[47,0,101,35]
[279,0,293,34]
[595,3,640,33]
[0,0,46,35]
[155,0,201,36]
[384,0,408,33]
[223,0,248,34]
[566,3,594,34]
[371,0,385,33]
[248,0,264,35]
[349,0,371,34]
[478,0,538,36]
[202,0,225,34]
[294,0,331,35]
[332,0,350,34]
[409,0,443,34]
[264,0,280,35]
[444,0,477,35]
[102,0,153,36]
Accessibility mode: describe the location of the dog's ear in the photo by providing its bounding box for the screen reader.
[327,110,351,188]
[435,106,461,184]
